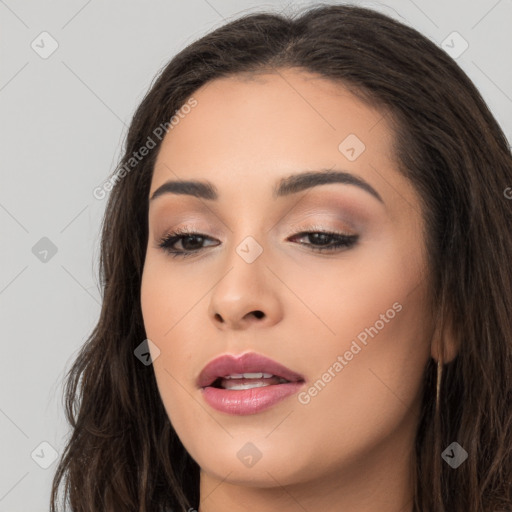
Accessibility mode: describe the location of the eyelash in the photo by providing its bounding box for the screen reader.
[157,226,359,258]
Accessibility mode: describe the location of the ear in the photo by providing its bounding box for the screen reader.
[430,315,459,363]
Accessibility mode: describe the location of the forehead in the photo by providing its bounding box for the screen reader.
[150,68,398,197]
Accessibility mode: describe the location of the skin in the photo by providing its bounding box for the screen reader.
[140,68,456,512]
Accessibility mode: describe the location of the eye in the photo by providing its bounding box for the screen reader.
[157,227,218,258]
[157,227,358,258]
[289,230,358,252]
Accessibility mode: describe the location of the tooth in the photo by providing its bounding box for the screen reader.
[221,372,280,380]
[223,381,272,390]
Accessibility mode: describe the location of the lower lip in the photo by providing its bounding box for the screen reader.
[200,382,305,415]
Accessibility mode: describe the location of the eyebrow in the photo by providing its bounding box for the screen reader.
[149,169,383,203]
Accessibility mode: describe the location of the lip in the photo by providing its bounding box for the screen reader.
[197,352,305,388]
[197,352,306,415]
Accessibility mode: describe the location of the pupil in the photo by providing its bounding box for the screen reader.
[183,235,203,250]
[310,233,330,245]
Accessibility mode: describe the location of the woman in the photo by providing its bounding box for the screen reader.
[50,4,512,512]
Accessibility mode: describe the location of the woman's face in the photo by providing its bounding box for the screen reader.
[141,69,435,497]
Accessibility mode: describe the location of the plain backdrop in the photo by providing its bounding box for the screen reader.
[0,0,511,510]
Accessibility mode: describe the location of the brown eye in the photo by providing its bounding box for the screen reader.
[158,230,218,258]
[288,231,358,252]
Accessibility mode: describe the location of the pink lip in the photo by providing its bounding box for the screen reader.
[197,352,304,388]
[197,352,306,415]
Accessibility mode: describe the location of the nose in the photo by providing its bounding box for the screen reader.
[207,245,283,331]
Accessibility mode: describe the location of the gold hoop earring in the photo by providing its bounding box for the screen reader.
[435,357,443,414]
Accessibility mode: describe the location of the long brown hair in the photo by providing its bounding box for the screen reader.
[50,4,512,511]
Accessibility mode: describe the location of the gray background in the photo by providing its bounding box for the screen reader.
[0,0,511,510]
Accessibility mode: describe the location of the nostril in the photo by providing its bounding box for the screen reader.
[252,310,264,319]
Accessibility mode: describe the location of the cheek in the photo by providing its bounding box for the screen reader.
[295,233,431,415]
[140,257,204,418]
[310,269,430,423]
[140,255,199,338]
[289,280,431,472]
[290,234,427,348]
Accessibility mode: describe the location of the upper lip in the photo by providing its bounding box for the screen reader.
[197,352,305,388]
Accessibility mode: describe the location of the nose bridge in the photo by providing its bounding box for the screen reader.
[209,184,281,278]
[221,228,268,293]
[224,196,269,263]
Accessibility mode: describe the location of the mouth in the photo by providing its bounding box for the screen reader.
[197,352,305,390]
[197,352,306,415]
[209,373,292,390]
